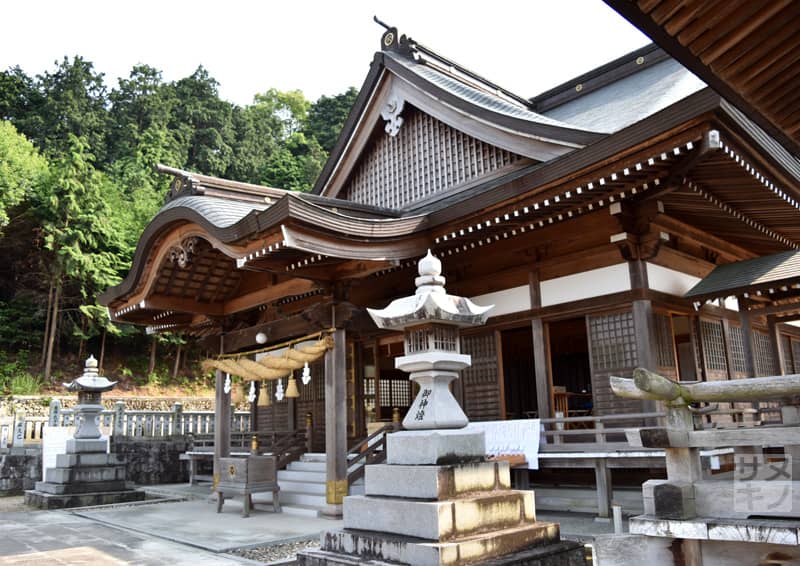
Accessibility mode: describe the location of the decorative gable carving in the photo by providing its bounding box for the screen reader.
[342,105,524,209]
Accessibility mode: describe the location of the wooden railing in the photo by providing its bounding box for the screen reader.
[347,423,400,486]
[189,428,310,471]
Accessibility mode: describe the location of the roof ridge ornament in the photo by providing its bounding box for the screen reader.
[374,16,416,57]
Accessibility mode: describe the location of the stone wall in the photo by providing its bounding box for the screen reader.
[110,436,190,485]
[0,448,42,495]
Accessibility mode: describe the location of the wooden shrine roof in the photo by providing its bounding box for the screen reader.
[604,0,800,155]
[99,29,800,337]
[685,250,800,301]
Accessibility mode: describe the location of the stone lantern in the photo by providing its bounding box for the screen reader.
[367,249,492,430]
[25,355,144,509]
[297,251,586,565]
[63,355,117,444]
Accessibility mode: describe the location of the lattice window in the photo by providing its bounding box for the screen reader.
[700,320,728,373]
[781,335,793,375]
[793,340,800,374]
[654,313,675,368]
[753,330,777,377]
[378,378,411,407]
[461,333,499,385]
[343,106,523,209]
[728,325,747,374]
[298,361,324,401]
[588,312,638,371]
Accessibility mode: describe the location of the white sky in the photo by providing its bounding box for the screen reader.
[1,1,650,106]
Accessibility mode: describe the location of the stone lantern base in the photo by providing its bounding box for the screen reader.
[297,430,585,566]
[24,436,144,510]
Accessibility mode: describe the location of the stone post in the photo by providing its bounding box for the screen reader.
[12,413,25,450]
[48,400,62,427]
[113,401,125,436]
[172,402,184,436]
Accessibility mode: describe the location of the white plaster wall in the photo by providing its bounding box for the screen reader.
[540,263,631,307]
[470,285,530,318]
[646,262,701,296]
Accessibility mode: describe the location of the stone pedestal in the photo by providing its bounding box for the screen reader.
[25,436,144,509]
[298,430,585,566]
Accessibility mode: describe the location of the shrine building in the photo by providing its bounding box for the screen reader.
[100,26,800,498]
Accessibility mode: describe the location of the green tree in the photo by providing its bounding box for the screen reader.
[35,56,109,162]
[0,66,44,138]
[107,64,177,165]
[36,134,126,379]
[168,66,234,176]
[0,121,48,232]
[306,87,359,153]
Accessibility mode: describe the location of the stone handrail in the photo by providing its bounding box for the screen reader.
[43,400,250,439]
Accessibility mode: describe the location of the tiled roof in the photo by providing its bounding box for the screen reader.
[387,52,587,131]
[685,251,800,299]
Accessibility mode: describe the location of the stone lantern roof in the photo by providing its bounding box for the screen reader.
[63,355,117,393]
[367,250,492,330]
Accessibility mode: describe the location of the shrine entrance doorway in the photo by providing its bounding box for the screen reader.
[548,317,592,418]
[500,326,538,419]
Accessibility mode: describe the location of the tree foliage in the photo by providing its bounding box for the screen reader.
[0,54,359,381]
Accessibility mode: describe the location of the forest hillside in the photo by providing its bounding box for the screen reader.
[0,57,357,395]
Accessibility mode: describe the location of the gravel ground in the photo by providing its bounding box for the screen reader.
[229,538,320,565]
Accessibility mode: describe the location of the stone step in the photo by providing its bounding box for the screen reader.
[344,490,536,541]
[280,491,327,507]
[287,460,327,472]
[301,453,327,463]
[56,452,124,468]
[34,480,129,495]
[25,488,145,510]
[316,522,567,566]
[279,480,327,495]
[45,465,126,484]
[278,469,327,483]
[282,503,323,518]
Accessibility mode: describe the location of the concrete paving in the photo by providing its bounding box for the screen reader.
[0,483,623,565]
[76,498,342,553]
[0,508,254,565]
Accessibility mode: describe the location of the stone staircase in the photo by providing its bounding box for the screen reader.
[275,452,365,517]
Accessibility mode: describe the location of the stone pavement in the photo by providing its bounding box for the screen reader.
[0,486,342,565]
[0,485,623,565]
[0,508,252,565]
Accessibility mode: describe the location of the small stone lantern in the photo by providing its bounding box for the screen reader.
[63,355,117,440]
[368,250,492,430]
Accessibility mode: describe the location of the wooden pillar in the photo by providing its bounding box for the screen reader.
[630,260,657,412]
[213,368,231,489]
[767,315,786,376]
[323,327,347,517]
[529,271,551,418]
[737,297,757,377]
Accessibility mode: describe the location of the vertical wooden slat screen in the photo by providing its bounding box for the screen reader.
[793,339,800,374]
[753,330,778,377]
[343,106,522,209]
[587,311,642,416]
[699,319,728,381]
[460,332,502,421]
[780,335,793,375]
[653,312,678,379]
